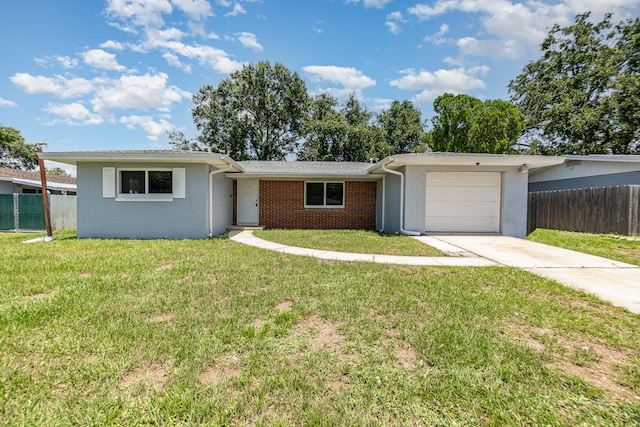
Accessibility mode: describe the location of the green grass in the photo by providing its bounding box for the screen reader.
[254,229,445,256]
[527,228,640,266]
[1,230,639,426]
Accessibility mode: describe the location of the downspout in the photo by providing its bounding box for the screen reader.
[381,160,420,236]
[379,174,385,232]
[208,163,233,237]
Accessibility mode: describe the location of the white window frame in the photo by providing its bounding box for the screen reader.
[114,168,178,202]
[304,181,345,208]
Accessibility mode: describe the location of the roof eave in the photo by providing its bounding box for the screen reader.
[38,151,243,171]
[226,172,377,180]
[369,154,565,173]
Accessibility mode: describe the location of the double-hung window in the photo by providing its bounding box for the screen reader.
[305,182,344,208]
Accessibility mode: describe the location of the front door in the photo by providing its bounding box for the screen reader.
[237,180,259,225]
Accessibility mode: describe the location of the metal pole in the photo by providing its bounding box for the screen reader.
[37,143,53,238]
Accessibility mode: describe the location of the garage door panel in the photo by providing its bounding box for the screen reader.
[426,201,499,217]
[425,172,500,233]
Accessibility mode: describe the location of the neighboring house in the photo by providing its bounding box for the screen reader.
[529,155,640,192]
[39,150,563,239]
[0,167,77,195]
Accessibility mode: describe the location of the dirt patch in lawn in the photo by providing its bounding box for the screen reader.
[295,315,353,358]
[292,315,357,391]
[394,341,418,368]
[199,356,242,386]
[155,263,174,271]
[177,273,194,283]
[276,300,293,312]
[510,324,639,402]
[25,289,58,300]
[121,364,167,392]
[148,312,175,323]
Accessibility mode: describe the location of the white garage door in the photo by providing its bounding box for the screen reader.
[425,172,500,233]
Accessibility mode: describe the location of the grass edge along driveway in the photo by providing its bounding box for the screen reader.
[0,231,639,426]
[254,229,446,257]
[527,228,640,266]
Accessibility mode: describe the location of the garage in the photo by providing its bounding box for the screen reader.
[425,172,500,233]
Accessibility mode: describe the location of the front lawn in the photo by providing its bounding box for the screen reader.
[527,228,640,266]
[1,231,639,426]
[254,229,445,256]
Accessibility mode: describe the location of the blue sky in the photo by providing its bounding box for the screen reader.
[1,0,639,165]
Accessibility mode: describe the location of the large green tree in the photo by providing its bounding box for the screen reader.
[0,126,38,170]
[178,62,310,160]
[377,100,424,154]
[298,94,390,162]
[509,13,639,154]
[425,93,524,153]
[297,94,348,161]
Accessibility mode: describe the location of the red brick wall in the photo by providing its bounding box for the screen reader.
[234,180,377,230]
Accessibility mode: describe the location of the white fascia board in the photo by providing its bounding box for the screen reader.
[226,173,378,180]
[565,155,640,163]
[39,151,243,171]
[369,154,565,172]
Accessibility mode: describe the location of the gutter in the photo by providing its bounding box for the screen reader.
[381,160,421,236]
[208,163,234,237]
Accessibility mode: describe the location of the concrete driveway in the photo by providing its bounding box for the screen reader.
[428,235,640,314]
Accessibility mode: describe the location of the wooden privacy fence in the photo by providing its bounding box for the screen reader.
[528,185,640,236]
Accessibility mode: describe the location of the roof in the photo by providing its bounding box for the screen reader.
[0,167,77,192]
[38,150,242,171]
[368,152,565,173]
[36,150,567,179]
[235,161,373,178]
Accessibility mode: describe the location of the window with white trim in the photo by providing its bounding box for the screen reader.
[121,170,172,194]
[305,182,344,208]
[102,167,185,201]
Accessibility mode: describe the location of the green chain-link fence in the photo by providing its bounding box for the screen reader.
[0,194,46,231]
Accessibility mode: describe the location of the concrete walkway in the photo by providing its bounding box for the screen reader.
[228,230,496,266]
[228,230,640,314]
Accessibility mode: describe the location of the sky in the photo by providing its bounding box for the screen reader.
[1,0,639,169]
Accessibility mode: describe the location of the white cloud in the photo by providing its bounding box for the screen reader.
[163,52,192,73]
[225,3,246,16]
[12,72,189,117]
[390,66,489,104]
[82,49,127,71]
[100,40,125,50]
[385,10,405,34]
[55,56,80,69]
[303,65,376,90]
[10,73,94,98]
[235,32,263,51]
[155,40,244,73]
[34,55,80,69]
[0,97,17,107]
[105,0,173,28]
[386,21,401,34]
[172,0,212,20]
[142,27,186,49]
[90,72,189,114]
[423,23,449,44]
[119,114,174,140]
[44,102,104,125]
[406,0,640,60]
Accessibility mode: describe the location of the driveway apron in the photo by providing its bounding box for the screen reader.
[429,235,640,315]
